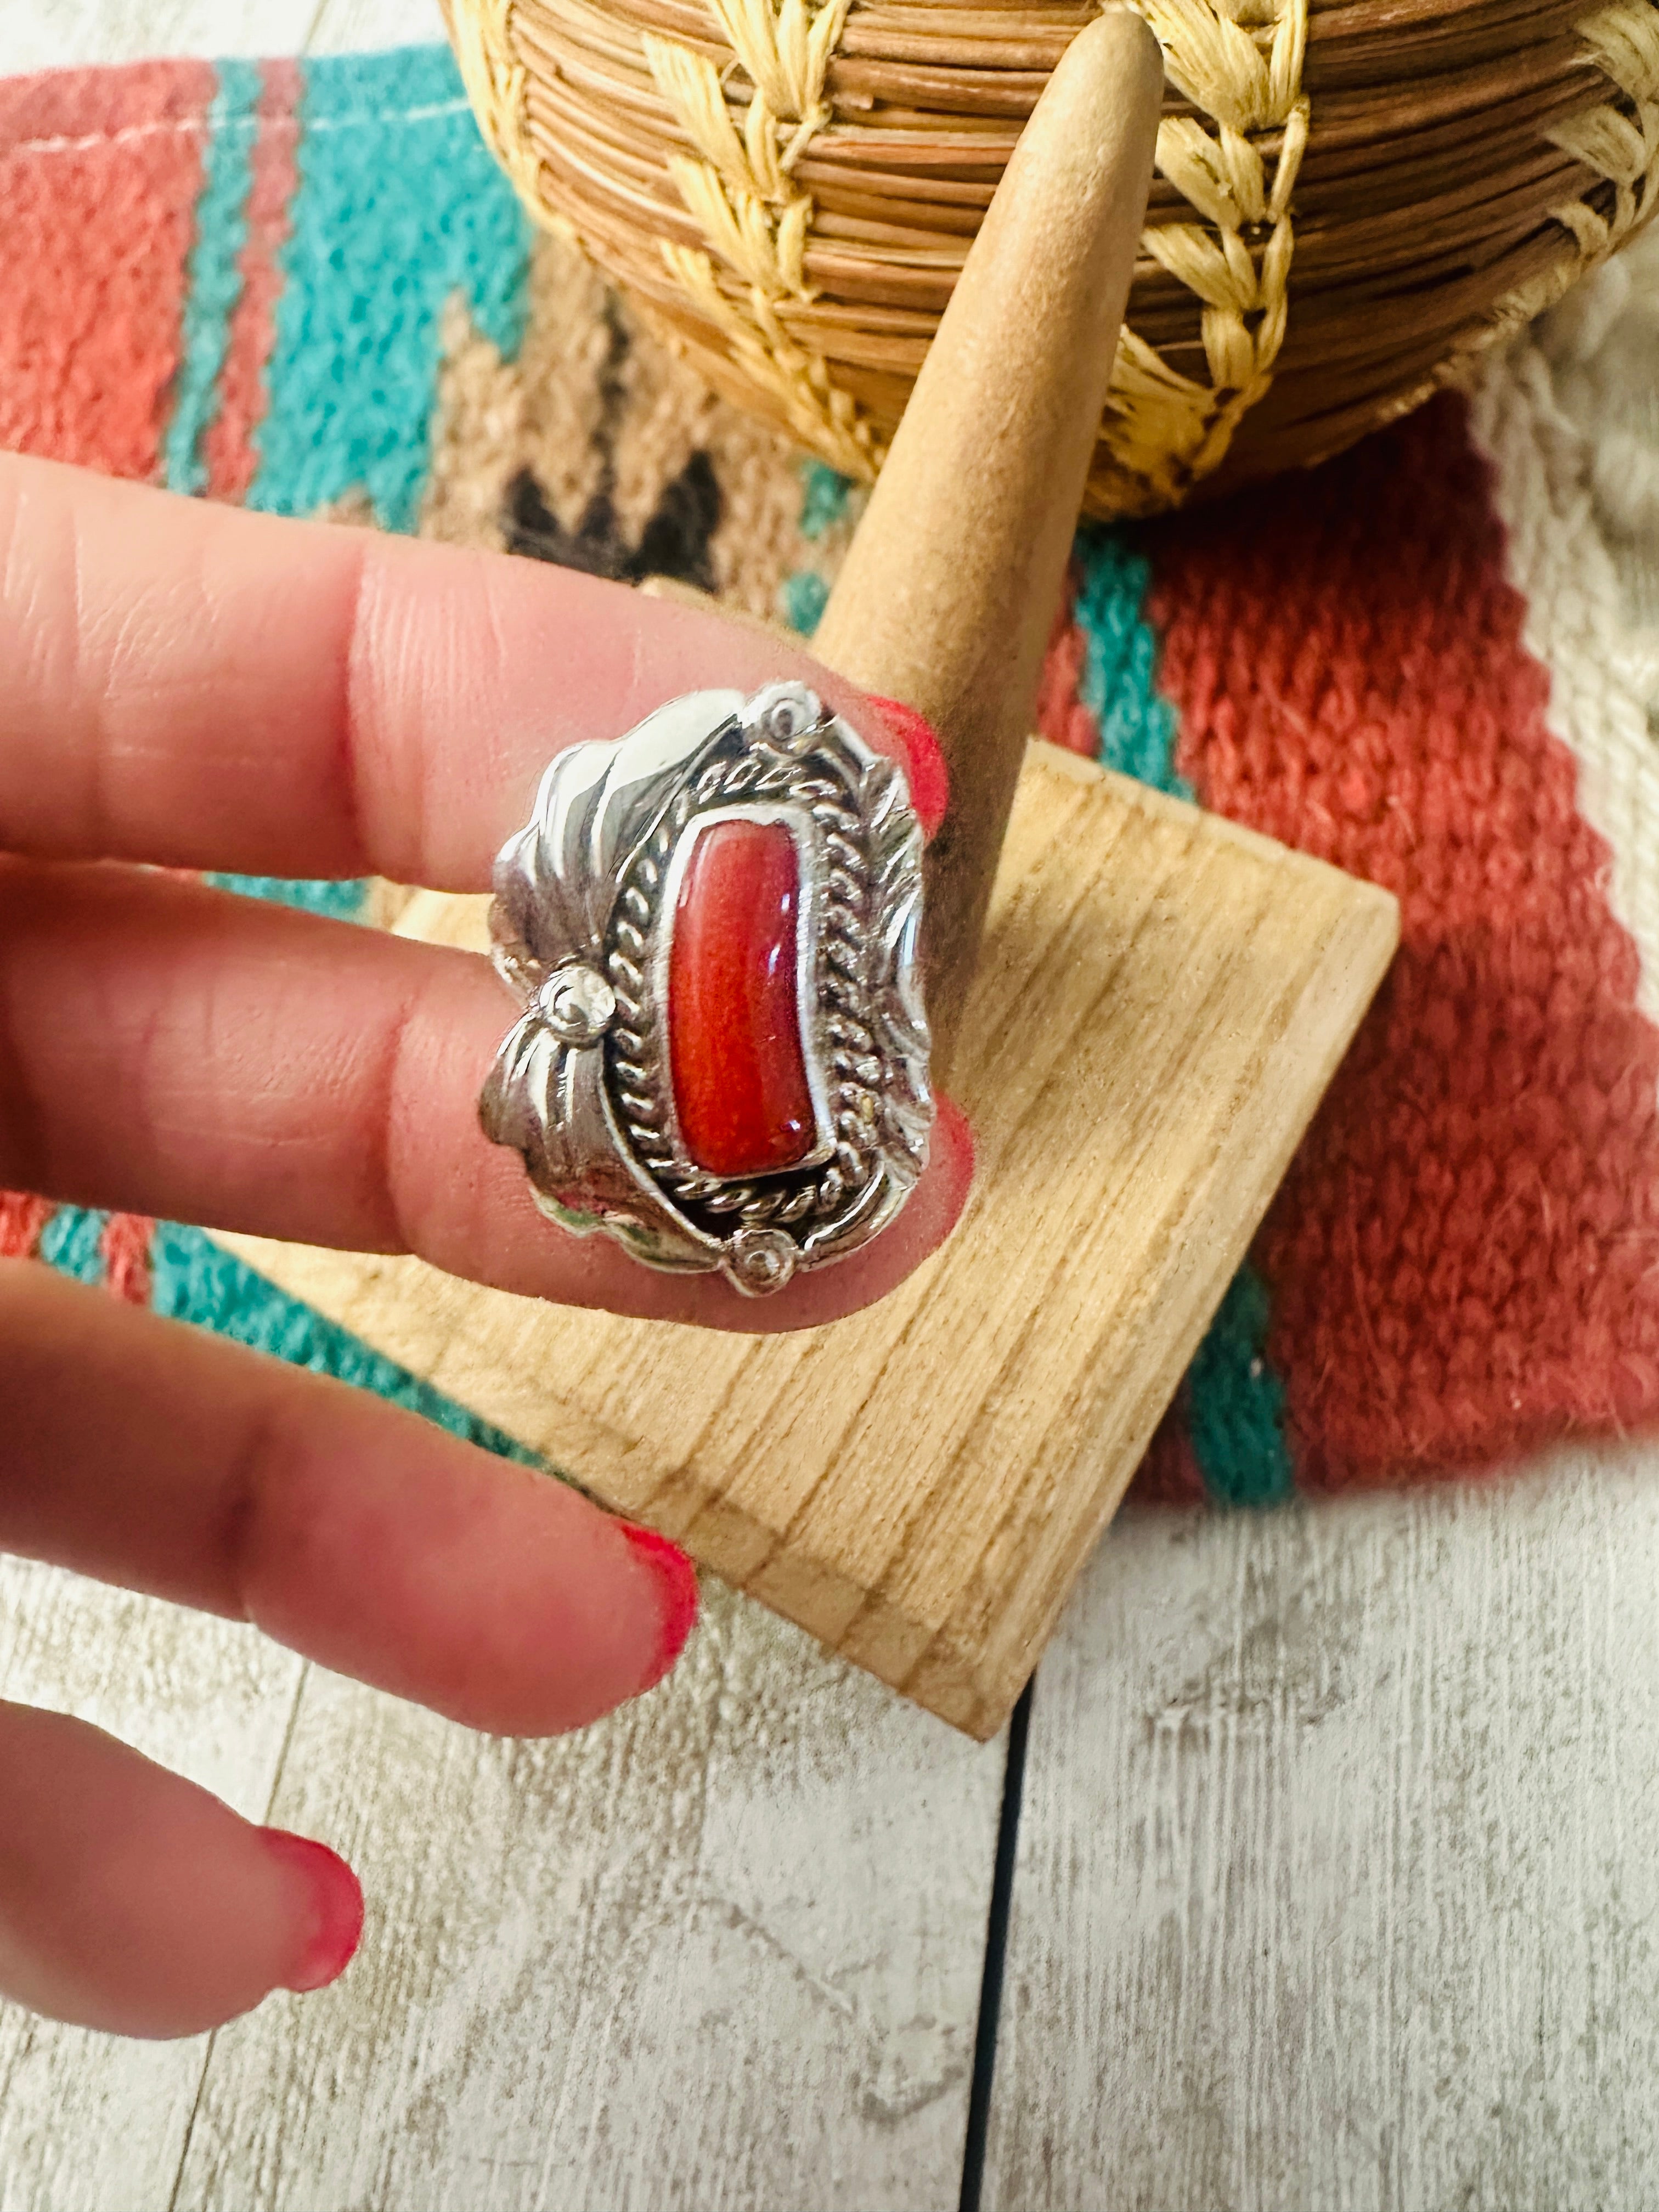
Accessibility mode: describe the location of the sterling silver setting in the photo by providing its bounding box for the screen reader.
[479,682,933,1295]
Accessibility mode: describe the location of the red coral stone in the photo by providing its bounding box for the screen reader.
[668,819,816,1179]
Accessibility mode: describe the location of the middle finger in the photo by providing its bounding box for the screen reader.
[0,862,972,1329]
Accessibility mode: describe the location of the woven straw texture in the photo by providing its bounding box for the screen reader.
[443,0,1659,516]
[2,46,1658,1509]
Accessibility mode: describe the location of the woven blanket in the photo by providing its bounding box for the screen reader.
[4,48,1658,1510]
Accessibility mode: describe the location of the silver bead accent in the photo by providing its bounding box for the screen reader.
[537,964,616,1046]
[724,1225,799,1296]
[752,680,820,754]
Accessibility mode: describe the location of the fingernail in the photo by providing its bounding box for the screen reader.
[619,1521,700,1693]
[259,1830,365,1994]
[868,695,949,837]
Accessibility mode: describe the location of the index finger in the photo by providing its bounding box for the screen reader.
[0,452,946,881]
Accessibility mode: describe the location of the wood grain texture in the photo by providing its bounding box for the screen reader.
[0,1561,302,2212]
[983,1440,1659,2212]
[168,1582,1004,2212]
[219,743,1398,1738]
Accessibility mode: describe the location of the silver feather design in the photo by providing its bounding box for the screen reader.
[488,691,746,995]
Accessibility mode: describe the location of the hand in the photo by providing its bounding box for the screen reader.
[0,453,970,2039]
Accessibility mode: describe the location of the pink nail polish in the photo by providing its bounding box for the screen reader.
[260,1830,365,1994]
[619,1521,700,1692]
[869,694,950,837]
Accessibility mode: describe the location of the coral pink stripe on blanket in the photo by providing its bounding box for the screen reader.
[204,58,302,501]
[0,63,213,480]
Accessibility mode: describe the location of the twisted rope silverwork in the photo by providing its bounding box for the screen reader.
[479,682,933,1294]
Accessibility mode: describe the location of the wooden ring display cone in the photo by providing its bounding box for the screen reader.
[216,15,1399,1738]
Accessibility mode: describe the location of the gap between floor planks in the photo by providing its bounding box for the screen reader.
[981,1438,1659,2212]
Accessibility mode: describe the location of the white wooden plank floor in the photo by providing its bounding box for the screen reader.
[8,8,1659,2208]
[0,1559,302,2212]
[983,1441,1659,2212]
[171,1590,1003,2212]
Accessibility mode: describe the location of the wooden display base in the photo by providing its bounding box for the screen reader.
[216,740,1397,1739]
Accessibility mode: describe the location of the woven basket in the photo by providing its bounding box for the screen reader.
[444,0,1659,515]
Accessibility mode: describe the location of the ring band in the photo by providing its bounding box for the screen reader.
[479,682,933,1295]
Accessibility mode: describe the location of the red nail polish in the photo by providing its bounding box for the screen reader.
[870,695,950,837]
[260,1830,365,1994]
[619,1521,700,1692]
[934,1092,977,1191]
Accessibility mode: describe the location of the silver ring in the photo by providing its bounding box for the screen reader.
[479,682,933,1295]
